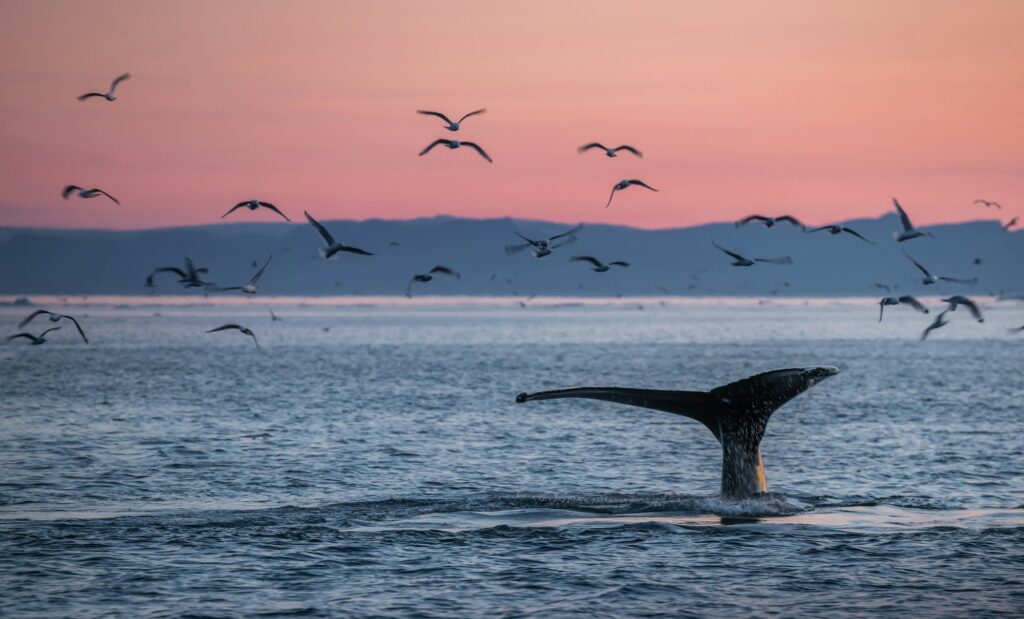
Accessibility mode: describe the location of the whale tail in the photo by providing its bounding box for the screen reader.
[515,366,839,499]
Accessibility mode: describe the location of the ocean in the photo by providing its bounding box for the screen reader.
[1,298,1022,617]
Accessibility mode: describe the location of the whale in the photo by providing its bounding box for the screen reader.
[515,366,839,499]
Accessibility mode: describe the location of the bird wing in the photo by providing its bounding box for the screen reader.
[938,276,978,285]
[959,299,983,321]
[550,223,583,241]
[737,215,770,227]
[549,235,578,250]
[419,139,450,156]
[613,145,643,157]
[893,198,913,231]
[77,92,107,101]
[17,309,50,329]
[776,215,803,227]
[754,256,794,265]
[608,261,630,268]
[1004,217,1018,230]
[973,199,987,205]
[110,73,131,92]
[578,143,606,153]
[878,302,885,323]
[841,227,874,244]
[62,185,81,199]
[304,211,335,246]
[505,242,533,255]
[155,267,187,279]
[570,256,603,268]
[405,278,418,298]
[920,311,948,341]
[417,110,453,124]
[222,203,245,218]
[806,225,832,233]
[95,189,120,205]
[513,230,541,245]
[62,315,89,344]
[461,142,493,162]
[898,296,929,313]
[338,245,374,256]
[248,256,273,286]
[40,327,62,338]
[258,202,291,221]
[7,333,36,342]
[991,202,1002,209]
[902,250,931,278]
[457,108,486,123]
[627,180,658,191]
[207,324,243,333]
[711,241,746,262]
[430,265,460,278]
[604,186,618,208]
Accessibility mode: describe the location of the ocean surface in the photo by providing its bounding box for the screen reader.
[1,298,1022,617]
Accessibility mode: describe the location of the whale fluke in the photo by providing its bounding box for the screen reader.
[515,366,839,499]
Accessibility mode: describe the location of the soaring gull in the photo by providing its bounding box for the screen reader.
[406,266,460,297]
[305,211,374,259]
[735,215,803,229]
[419,139,492,162]
[941,295,984,322]
[893,198,932,242]
[207,324,260,349]
[920,310,950,341]
[712,241,792,267]
[807,224,874,244]
[903,250,977,285]
[505,223,582,258]
[605,179,658,208]
[578,143,643,158]
[974,199,1002,210]
[18,310,89,343]
[62,185,120,205]
[570,256,630,272]
[8,327,61,345]
[416,108,486,131]
[77,73,130,101]
[878,296,929,322]
[222,200,291,222]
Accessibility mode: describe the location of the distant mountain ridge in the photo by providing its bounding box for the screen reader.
[0,215,1020,297]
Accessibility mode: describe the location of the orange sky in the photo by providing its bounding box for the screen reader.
[0,0,1021,230]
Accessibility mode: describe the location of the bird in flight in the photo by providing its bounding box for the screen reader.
[605,179,657,208]
[8,327,61,345]
[577,143,643,158]
[893,198,932,242]
[1004,217,1018,231]
[806,224,874,244]
[416,108,486,131]
[920,310,950,341]
[419,139,492,163]
[505,223,582,258]
[878,296,929,322]
[268,309,283,322]
[974,199,1001,210]
[305,211,374,259]
[222,200,290,222]
[207,324,260,349]
[217,256,273,294]
[18,310,89,343]
[735,215,803,229]
[77,73,130,102]
[63,185,120,205]
[903,250,977,286]
[144,258,212,289]
[570,256,630,272]
[941,295,984,322]
[712,241,792,267]
[406,266,461,297]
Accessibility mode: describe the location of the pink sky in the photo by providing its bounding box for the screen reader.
[1,0,1022,230]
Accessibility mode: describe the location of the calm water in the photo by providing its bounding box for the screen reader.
[2,299,1022,617]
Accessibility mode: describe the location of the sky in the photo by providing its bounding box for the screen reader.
[0,0,1021,230]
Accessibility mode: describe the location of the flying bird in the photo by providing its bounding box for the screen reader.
[974,199,1002,210]
[406,266,461,297]
[577,143,643,158]
[941,295,984,322]
[416,108,486,131]
[18,310,89,343]
[207,324,260,349]
[222,200,290,221]
[269,309,283,322]
[419,139,492,162]
[8,327,61,345]
[505,223,582,258]
[878,296,929,322]
[807,225,874,244]
[605,179,658,208]
[62,185,120,205]
[569,256,630,272]
[77,73,130,101]
[873,283,892,293]
[217,256,273,294]
[1004,217,1018,231]
[735,215,803,229]
[711,241,792,267]
[893,198,932,242]
[920,310,950,341]
[305,211,374,259]
[903,250,977,285]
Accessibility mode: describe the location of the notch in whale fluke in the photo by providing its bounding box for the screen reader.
[515,366,839,499]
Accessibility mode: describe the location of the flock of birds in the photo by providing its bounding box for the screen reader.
[9,73,1024,347]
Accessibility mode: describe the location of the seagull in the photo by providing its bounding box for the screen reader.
[605,179,658,208]
[416,108,486,131]
[920,310,950,341]
[269,309,283,322]
[8,327,61,345]
[807,224,874,244]
[941,295,984,322]
[62,185,120,205]
[903,250,978,285]
[735,215,803,229]
[222,200,290,221]
[878,296,929,322]
[207,324,260,349]
[873,283,892,293]
[419,139,492,162]
[406,266,460,297]
[577,143,643,158]
[569,256,630,272]
[305,211,374,259]
[218,256,272,294]
[893,198,932,242]
[505,223,582,258]
[711,241,792,267]
[77,73,130,101]
[18,310,88,343]
[974,199,1002,210]
[1005,217,1018,231]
